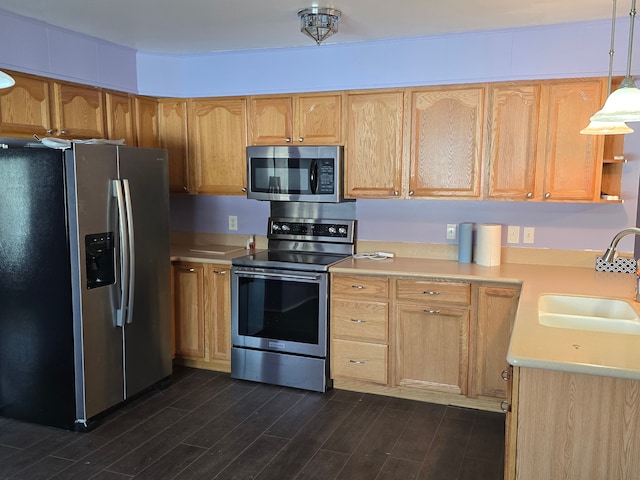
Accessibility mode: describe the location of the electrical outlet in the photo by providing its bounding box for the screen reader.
[523,227,535,244]
[507,226,520,244]
[228,215,238,231]
[446,224,457,240]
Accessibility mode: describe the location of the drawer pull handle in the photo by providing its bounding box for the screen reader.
[423,309,441,314]
[349,360,365,365]
[351,285,365,289]
[501,400,510,413]
[213,270,227,275]
[350,319,366,323]
[501,369,511,381]
[423,291,440,295]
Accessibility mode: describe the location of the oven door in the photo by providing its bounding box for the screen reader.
[231,266,328,358]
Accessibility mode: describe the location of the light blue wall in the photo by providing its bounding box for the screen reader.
[1,8,639,252]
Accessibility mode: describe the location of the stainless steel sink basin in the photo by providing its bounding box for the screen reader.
[538,294,640,335]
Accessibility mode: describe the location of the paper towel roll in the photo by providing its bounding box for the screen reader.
[458,222,473,263]
[476,224,502,266]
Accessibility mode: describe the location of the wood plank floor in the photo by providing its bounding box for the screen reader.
[0,367,505,479]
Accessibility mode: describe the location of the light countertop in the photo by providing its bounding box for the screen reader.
[170,244,255,264]
[330,256,640,380]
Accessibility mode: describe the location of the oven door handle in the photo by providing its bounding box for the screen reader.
[235,271,321,282]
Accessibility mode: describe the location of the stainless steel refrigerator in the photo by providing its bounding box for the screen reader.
[0,142,172,430]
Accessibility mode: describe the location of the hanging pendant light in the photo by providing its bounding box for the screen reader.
[590,0,640,124]
[0,70,14,89]
[297,7,342,45]
[582,0,634,133]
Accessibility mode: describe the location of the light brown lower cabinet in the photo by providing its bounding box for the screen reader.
[330,273,520,412]
[172,261,231,372]
[507,367,640,480]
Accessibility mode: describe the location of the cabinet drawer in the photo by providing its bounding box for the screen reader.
[396,278,470,305]
[332,274,389,299]
[331,339,388,384]
[332,298,388,342]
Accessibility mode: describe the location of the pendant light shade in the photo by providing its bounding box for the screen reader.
[589,78,640,122]
[580,120,634,134]
[0,70,14,89]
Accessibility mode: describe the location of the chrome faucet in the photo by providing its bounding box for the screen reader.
[602,227,640,301]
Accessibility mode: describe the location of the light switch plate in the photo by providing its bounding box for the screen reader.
[228,215,238,231]
[523,227,535,244]
[446,224,457,240]
[507,226,520,244]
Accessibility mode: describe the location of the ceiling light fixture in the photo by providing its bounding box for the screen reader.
[588,0,640,125]
[297,7,342,45]
[0,70,15,89]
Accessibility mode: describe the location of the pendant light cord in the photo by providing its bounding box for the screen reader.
[608,0,618,96]
[625,0,637,81]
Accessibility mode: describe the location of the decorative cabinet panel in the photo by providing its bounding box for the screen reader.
[159,99,190,194]
[0,71,53,137]
[134,96,160,148]
[189,97,247,195]
[52,81,105,139]
[486,83,540,200]
[173,263,205,359]
[469,284,520,399]
[105,91,135,145]
[345,90,404,198]
[408,86,485,198]
[248,92,343,145]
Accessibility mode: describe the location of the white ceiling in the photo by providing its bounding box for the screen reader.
[0,0,620,54]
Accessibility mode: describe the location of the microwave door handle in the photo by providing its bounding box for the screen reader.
[310,159,318,194]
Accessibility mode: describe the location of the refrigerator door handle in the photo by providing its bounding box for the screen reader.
[113,179,129,328]
[122,179,136,324]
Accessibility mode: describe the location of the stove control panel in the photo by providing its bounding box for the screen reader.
[268,218,355,242]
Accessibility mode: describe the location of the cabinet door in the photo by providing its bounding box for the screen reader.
[470,285,520,399]
[0,72,53,137]
[105,91,135,145]
[345,90,404,198]
[189,97,247,195]
[205,265,231,363]
[409,86,484,198]
[486,84,540,200]
[159,100,190,194]
[248,96,293,145]
[52,82,105,139]
[134,96,160,148]
[395,304,469,394]
[539,80,604,201]
[173,263,205,359]
[295,93,343,144]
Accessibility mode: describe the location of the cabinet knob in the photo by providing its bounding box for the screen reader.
[408,190,414,196]
[350,318,366,323]
[242,187,247,192]
[183,186,188,192]
[526,192,533,198]
[46,128,54,134]
[544,192,551,199]
[188,268,195,272]
[298,137,304,142]
[423,309,441,314]
[285,137,292,143]
[501,369,511,381]
[351,285,365,289]
[213,270,227,275]
[501,400,511,413]
[349,360,366,365]
[393,191,399,196]
[60,129,67,135]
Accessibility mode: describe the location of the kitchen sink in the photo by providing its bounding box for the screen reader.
[538,294,640,335]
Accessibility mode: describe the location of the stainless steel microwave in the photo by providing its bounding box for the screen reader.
[246,145,344,202]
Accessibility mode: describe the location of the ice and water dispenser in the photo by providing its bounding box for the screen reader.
[85,232,115,289]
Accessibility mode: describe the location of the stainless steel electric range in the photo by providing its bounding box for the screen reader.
[231,202,356,392]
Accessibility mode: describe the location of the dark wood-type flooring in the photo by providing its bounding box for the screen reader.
[0,367,505,479]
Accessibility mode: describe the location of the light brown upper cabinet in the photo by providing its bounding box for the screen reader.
[248,92,343,145]
[408,85,485,198]
[0,71,54,138]
[105,91,135,145]
[486,83,540,200]
[189,97,247,195]
[486,78,609,202]
[52,81,106,139]
[345,90,405,198]
[159,99,190,194]
[133,96,160,148]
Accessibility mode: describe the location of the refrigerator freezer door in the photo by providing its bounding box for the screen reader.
[0,148,77,429]
[117,146,172,398]
[67,143,125,423]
